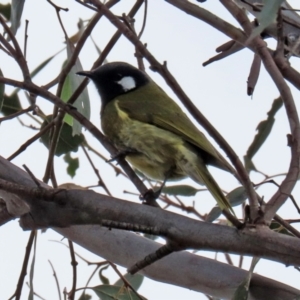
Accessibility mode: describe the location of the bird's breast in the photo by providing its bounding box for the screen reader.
[101,100,190,181]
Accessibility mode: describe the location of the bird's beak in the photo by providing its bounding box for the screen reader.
[76,70,94,78]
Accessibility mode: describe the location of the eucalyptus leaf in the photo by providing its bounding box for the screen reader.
[248,0,284,41]
[64,152,79,178]
[40,115,84,156]
[99,265,110,285]
[206,186,247,222]
[92,284,146,300]
[0,93,22,116]
[162,185,200,196]
[231,257,260,300]
[30,51,62,79]
[62,39,91,136]
[206,206,222,223]
[226,186,248,207]
[77,293,92,300]
[10,0,25,35]
[90,35,109,64]
[143,233,159,241]
[231,276,249,300]
[11,51,63,96]
[0,3,11,20]
[270,221,294,236]
[244,97,282,172]
[114,273,144,291]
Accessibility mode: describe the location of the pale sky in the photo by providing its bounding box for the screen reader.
[1,1,300,299]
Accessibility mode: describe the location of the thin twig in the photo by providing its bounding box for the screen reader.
[46,0,69,12]
[81,145,112,196]
[74,0,98,11]
[108,262,144,300]
[83,140,127,177]
[220,0,300,223]
[137,0,148,39]
[23,164,41,188]
[254,179,300,214]
[0,105,35,123]
[48,260,62,300]
[8,231,36,300]
[43,113,63,183]
[68,240,77,300]
[7,118,55,161]
[0,14,30,80]
[128,243,175,274]
[24,20,29,59]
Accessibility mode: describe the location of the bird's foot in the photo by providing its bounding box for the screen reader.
[140,188,161,208]
[141,188,161,201]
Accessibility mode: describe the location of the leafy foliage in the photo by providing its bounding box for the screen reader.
[40,115,84,156]
[244,97,283,171]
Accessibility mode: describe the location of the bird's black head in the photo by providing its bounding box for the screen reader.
[77,62,150,108]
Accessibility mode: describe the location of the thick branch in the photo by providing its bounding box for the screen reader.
[0,156,300,299]
[1,157,300,268]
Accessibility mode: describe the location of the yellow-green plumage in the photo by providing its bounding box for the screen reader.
[77,62,233,212]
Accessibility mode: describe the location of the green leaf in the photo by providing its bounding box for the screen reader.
[92,285,146,300]
[206,186,247,222]
[226,186,248,207]
[10,0,25,35]
[244,97,283,172]
[231,257,259,300]
[31,51,62,79]
[114,273,144,291]
[143,233,158,241]
[231,276,249,300]
[64,152,79,178]
[0,69,4,112]
[77,293,92,300]
[90,35,109,64]
[11,51,64,96]
[269,221,294,236]
[0,3,11,20]
[62,40,91,136]
[205,206,222,223]
[40,115,84,156]
[61,69,72,105]
[162,185,200,196]
[248,0,284,41]
[0,93,22,116]
[244,155,257,173]
[99,265,110,285]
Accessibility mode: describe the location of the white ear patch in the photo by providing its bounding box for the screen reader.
[117,76,136,92]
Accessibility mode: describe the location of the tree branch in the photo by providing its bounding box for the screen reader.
[220,0,300,223]
[1,156,299,299]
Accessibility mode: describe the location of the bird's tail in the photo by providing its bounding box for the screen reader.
[179,155,233,213]
[198,164,233,213]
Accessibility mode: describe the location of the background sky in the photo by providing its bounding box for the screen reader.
[1,0,300,299]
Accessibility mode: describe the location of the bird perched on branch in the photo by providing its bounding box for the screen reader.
[77,62,234,212]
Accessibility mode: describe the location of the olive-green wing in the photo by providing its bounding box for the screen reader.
[117,82,220,160]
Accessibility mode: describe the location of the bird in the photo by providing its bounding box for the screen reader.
[77,62,234,212]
